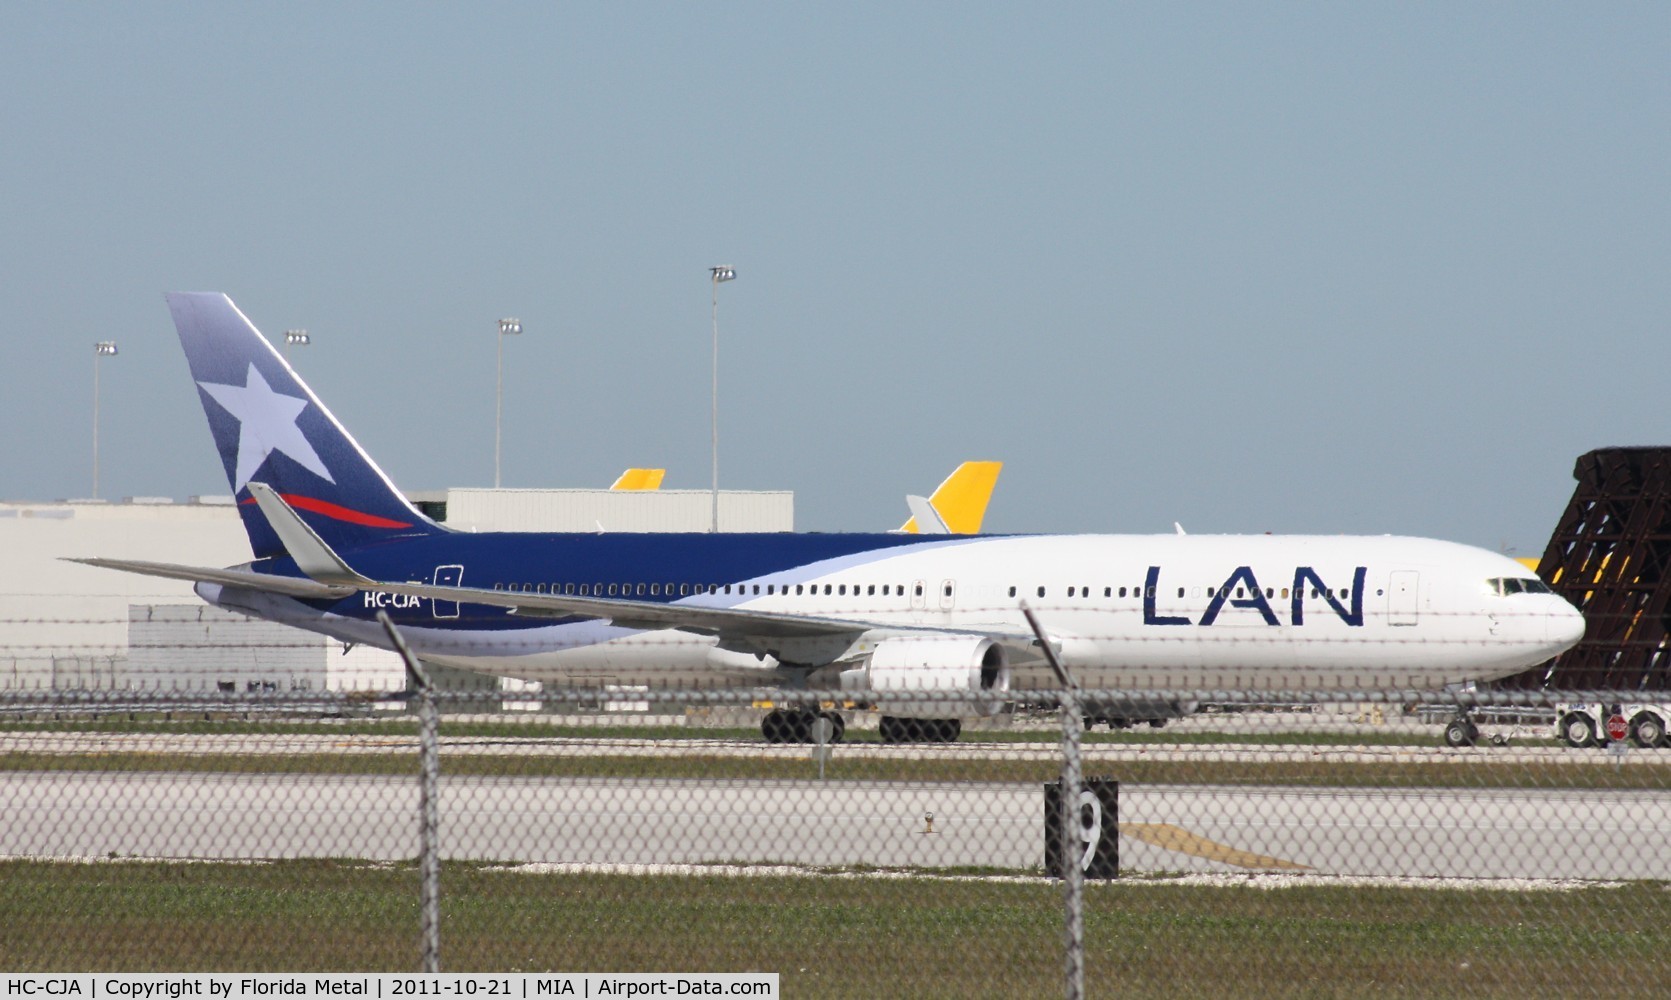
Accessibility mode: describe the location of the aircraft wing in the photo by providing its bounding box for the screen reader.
[70,553,1035,647]
[359,577,875,638]
[75,482,1040,653]
[373,580,1046,661]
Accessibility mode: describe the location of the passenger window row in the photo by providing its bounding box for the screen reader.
[1003,585,1353,600]
[490,581,924,598]
[485,579,1361,602]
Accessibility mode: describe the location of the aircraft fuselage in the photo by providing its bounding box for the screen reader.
[203,530,1582,693]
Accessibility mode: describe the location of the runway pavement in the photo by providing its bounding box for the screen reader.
[0,729,1652,766]
[4,768,1668,881]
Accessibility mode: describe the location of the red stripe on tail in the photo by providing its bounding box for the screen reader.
[240,493,414,529]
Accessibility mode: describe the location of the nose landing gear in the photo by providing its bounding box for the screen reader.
[1443,715,1481,748]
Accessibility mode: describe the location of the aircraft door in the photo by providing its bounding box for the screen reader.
[1388,570,1418,626]
[432,564,463,619]
[939,579,957,611]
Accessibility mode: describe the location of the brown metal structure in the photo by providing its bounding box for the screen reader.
[1500,448,1671,690]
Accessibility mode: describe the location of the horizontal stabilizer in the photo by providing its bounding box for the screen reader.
[65,557,354,600]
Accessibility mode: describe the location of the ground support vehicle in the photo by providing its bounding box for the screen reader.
[1554,702,1671,749]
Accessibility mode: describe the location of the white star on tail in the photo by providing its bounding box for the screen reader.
[197,364,335,490]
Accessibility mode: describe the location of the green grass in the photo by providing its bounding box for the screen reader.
[4,749,1668,790]
[1,859,1666,997]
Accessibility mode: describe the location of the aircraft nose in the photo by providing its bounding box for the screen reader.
[1548,599,1586,648]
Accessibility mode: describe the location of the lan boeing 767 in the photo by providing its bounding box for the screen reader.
[77,293,1584,743]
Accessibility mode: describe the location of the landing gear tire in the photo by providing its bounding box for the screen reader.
[1631,712,1666,749]
[1559,713,1598,749]
[761,709,791,744]
[879,716,960,743]
[819,711,846,744]
[762,708,830,744]
[895,717,925,743]
[1443,718,1479,748]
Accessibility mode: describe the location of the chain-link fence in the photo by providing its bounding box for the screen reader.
[7,661,1671,997]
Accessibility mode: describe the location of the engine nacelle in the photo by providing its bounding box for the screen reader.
[839,635,1011,718]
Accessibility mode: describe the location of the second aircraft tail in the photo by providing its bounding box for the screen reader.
[901,461,1002,534]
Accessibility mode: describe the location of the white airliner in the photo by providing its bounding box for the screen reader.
[78,293,1585,743]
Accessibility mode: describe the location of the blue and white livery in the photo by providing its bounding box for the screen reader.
[79,293,1585,743]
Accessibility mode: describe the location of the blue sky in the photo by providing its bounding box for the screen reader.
[2,3,1666,554]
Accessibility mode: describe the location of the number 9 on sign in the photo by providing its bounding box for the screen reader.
[1044,778,1119,879]
[1078,789,1102,871]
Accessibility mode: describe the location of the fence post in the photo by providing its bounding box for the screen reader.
[1057,685,1085,999]
[378,611,440,974]
[1021,604,1085,1000]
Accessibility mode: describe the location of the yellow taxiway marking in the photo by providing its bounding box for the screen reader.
[1119,822,1311,871]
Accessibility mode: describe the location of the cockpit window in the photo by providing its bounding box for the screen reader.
[1485,577,1553,597]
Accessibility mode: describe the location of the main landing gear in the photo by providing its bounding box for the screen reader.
[758,710,964,744]
[878,716,961,743]
[760,708,846,744]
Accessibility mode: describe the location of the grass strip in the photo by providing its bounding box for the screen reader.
[3,749,1668,789]
[1,858,1667,998]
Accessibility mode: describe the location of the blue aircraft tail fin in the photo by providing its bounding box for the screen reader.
[165,292,442,560]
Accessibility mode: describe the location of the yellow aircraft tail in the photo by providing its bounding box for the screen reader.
[609,469,666,491]
[901,461,1002,534]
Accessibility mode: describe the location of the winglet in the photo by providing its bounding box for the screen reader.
[901,461,1002,534]
[247,482,371,587]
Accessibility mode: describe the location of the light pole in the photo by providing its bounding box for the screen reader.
[283,329,310,363]
[92,341,118,498]
[496,317,522,488]
[709,266,735,532]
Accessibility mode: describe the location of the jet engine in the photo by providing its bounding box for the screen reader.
[838,634,1011,719]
